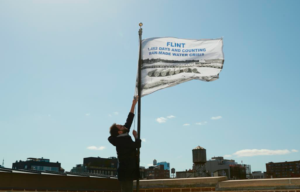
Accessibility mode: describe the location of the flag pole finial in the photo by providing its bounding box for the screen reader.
[139,22,143,28]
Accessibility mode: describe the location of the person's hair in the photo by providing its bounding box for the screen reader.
[110,123,119,136]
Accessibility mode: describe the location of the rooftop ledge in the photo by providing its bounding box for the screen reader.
[217,178,300,190]
[134,177,300,191]
[134,177,227,188]
[1,170,300,191]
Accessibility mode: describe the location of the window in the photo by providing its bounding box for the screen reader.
[51,167,58,172]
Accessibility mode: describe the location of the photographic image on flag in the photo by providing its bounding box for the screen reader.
[136,37,225,96]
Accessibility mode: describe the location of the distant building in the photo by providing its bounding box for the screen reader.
[153,159,157,166]
[140,166,146,179]
[266,160,300,178]
[177,155,251,179]
[206,156,251,179]
[70,157,118,177]
[176,169,195,178]
[251,171,265,179]
[145,164,170,179]
[229,164,249,180]
[70,164,87,173]
[157,161,170,170]
[205,157,234,177]
[12,157,63,173]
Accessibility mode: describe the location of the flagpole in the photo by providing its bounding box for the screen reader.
[136,22,143,192]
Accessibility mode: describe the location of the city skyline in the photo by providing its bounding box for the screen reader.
[4,155,300,179]
[1,0,300,174]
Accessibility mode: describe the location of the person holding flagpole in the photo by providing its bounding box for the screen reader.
[108,96,141,192]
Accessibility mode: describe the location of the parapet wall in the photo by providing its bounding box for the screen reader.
[0,171,120,192]
[134,177,300,192]
[217,178,300,191]
[1,171,300,192]
[134,177,226,188]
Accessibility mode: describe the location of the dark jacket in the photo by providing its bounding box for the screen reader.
[108,112,141,181]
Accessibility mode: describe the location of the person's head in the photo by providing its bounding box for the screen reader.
[110,123,129,136]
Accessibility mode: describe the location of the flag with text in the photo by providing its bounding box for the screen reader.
[135,37,224,96]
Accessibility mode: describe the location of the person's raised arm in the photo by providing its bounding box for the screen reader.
[123,96,139,129]
[130,96,139,114]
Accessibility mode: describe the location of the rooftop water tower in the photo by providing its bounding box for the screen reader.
[153,159,157,166]
[171,168,175,178]
[192,146,207,177]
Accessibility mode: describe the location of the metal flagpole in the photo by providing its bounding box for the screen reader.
[136,22,143,192]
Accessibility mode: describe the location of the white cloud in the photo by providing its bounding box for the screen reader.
[86,113,90,116]
[195,121,207,126]
[109,112,119,117]
[233,149,291,157]
[87,146,105,150]
[167,115,175,119]
[292,149,298,153]
[142,138,146,142]
[156,117,167,123]
[224,154,232,158]
[211,116,222,120]
[183,123,190,126]
[156,115,176,123]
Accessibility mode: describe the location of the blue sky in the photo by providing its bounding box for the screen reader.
[1,0,300,173]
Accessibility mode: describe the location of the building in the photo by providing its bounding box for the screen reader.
[229,164,248,180]
[266,160,300,178]
[176,146,208,178]
[205,157,234,177]
[12,157,63,173]
[70,164,87,173]
[157,161,170,170]
[176,169,195,178]
[153,159,157,166]
[176,146,252,180]
[206,157,251,179]
[70,157,118,177]
[251,171,265,179]
[140,166,146,179]
[145,164,170,179]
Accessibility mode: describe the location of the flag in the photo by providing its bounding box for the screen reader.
[136,37,224,96]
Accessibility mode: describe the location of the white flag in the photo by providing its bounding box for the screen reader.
[135,37,224,97]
